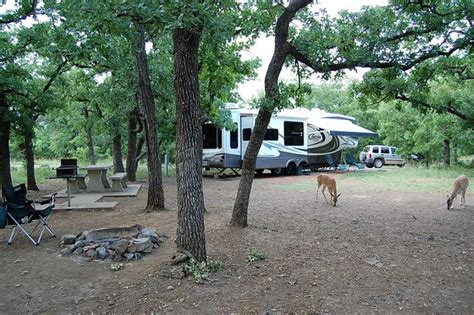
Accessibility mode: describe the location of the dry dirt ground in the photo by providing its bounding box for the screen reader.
[0,171,473,314]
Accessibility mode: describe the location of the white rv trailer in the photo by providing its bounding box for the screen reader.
[202,104,377,175]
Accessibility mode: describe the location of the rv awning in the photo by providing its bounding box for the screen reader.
[316,117,378,137]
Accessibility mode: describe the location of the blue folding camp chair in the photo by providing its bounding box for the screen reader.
[346,154,365,171]
[324,154,337,171]
[1,184,57,245]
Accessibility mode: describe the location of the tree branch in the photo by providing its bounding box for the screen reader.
[396,92,469,122]
[0,0,38,25]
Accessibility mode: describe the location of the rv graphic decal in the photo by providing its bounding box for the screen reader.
[307,123,326,145]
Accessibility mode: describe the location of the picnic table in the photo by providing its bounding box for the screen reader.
[80,164,113,193]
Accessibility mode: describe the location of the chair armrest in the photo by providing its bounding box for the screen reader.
[34,193,57,207]
[36,199,51,205]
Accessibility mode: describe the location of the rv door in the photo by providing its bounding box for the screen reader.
[240,116,254,160]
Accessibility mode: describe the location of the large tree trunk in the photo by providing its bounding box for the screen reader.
[231,110,272,226]
[0,93,13,189]
[453,143,458,164]
[24,131,39,190]
[126,111,140,182]
[231,0,312,227]
[83,107,96,165]
[173,27,207,262]
[134,21,165,210]
[443,139,450,166]
[112,132,125,173]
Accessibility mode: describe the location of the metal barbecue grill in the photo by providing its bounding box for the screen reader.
[56,159,78,177]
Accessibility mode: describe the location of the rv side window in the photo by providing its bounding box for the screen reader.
[284,121,304,146]
[230,124,238,149]
[203,124,222,149]
[243,128,252,141]
[264,128,279,141]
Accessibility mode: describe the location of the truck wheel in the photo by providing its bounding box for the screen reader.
[374,159,383,168]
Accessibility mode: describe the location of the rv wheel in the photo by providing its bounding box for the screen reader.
[286,163,297,175]
[271,168,285,176]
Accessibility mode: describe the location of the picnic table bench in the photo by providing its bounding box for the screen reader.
[109,172,127,192]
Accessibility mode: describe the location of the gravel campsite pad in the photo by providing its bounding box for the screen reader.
[0,171,472,313]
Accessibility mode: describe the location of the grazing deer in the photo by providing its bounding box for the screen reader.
[447,175,469,210]
[316,174,341,206]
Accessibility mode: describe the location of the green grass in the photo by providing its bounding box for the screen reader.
[10,160,176,185]
[272,165,474,194]
[341,165,474,193]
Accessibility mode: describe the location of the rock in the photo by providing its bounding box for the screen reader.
[133,238,152,253]
[83,243,100,252]
[63,234,77,245]
[85,249,98,260]
[110,239,129,255]
[123,253,142,261]
[161,266,186,279]
[73,247,83,255]
[138,233,159,244]
[167,285,174,291]
[97,246,108,260]
[366,257,383,268]
[108,249,115,259]
[127,243,137,253]
[112,255,123,262]
[60,246,73,256]
[138,228,161,244]
[73,240,86,250]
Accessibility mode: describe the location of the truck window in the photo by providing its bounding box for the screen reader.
[243,128,252,141]
[203,124,222,149]
[381,146,389,154]
[284,121,304,146]
[264,128,279,141]
[230,124,238,149]
[390,147,397,154]
[372,147,379,153]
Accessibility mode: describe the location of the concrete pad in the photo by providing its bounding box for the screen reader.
[46,184,142,211]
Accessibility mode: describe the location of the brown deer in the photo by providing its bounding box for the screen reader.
[447,175,469,210]
[316,174,341,206]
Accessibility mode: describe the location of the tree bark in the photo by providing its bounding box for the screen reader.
[24,131,39,190]
[0,93,13,189]
[126,110,140,182]
[134,21,165,210]
[453,143,458,164]
[443,139,450,166]
[231,0,312,227]
[112,132,125,173]
[173,27,207,262]
[83,107,96,165]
